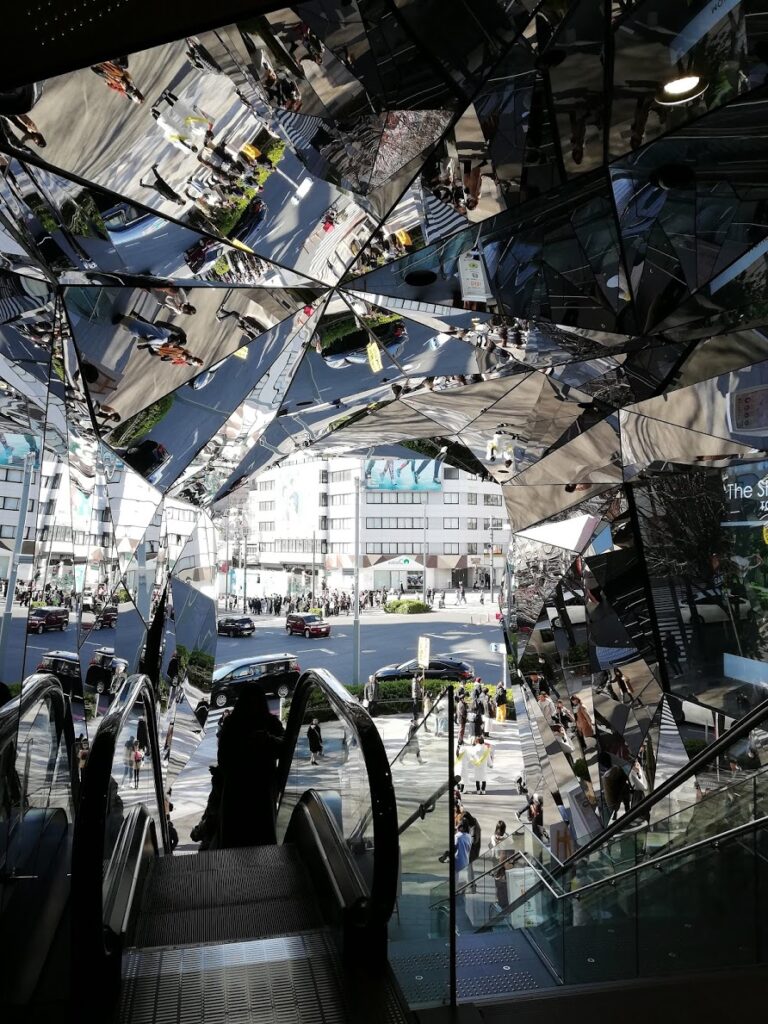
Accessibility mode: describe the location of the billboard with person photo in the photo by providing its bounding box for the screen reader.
[363,457,443,491]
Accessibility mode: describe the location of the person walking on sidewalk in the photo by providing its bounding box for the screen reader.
[307,719,323,765]
[138,164,185,205]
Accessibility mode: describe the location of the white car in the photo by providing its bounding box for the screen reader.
[681,595,753,624]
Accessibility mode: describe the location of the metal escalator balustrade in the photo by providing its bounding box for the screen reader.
[0,673,77,1010]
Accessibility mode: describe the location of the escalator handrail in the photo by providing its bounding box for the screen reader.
[0,672,78,810]
[0,672,68,750]
[565,695,768,868]
[71,673,168,967]
[277,667,399,928]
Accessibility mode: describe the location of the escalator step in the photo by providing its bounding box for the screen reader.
[133,844,323,948]
[133,895,323,949]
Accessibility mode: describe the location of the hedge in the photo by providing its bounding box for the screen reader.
[384,600,431,614]
[297,678,449,721]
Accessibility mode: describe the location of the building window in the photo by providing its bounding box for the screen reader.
[483,493,502,506]
[444,467,459,480]
[258,479,275,492]
[319,516,328,530]
[329,469,352,482]
[0,497,19,510]
[467,518,477,530]
[443,542,460,554]
[258,500,275,511]
[330,493,352,506]
[259,521,275,532]
[443,492,459,504]
[467,542,478,555]
[467,492,477,505]
[329,517,352,529]
[319,469,329,484]
[319,493,328,506]
[443,518,459,530]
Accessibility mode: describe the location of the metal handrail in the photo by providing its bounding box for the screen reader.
[278,668,399,928]
[71,673,168,977]
[565,696,768,867]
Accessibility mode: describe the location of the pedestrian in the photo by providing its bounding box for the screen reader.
[612,666,637,705]
[456,689,468,745]
[163,722,174,762]
[663,632,683,677]
[469,735,494,794]
[571,695,594,749]
[628,759,648,809]
[411,673,423,720]
[136,716,149,755]
[529,793,545,842]
[401,718,426,764]
[422,688,433,732]
[307,718,323,764]
[537,690,556,723]
[121,736,134,786]
[138,164,185,205]
[132,741,144,789]
[216,684,284,846]
[495,680,507,722]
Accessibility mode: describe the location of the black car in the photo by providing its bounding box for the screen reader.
[209,654,300,708]
[217,616,255,637]
[35,651,81,696]
[27,607,69,634]
[231,198,267,242]
[84,647,129,693]
[373,657,475,683]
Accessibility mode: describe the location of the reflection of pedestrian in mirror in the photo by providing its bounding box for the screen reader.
[132,741,144,789]
[663,632,683,677]
[307,718,323,764]
[138,164,185,205]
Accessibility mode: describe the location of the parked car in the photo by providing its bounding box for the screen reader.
[285,613,331,639]
[209,654,301,708]
[94,605,118,629]
[27,607,69,634]
[35,651,80,695]
[84,646,129,693]
[681,594,753,625]
[217,616,255,637]
[373,656,474,683]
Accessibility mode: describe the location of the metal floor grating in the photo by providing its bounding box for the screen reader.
[122,931,410,1024]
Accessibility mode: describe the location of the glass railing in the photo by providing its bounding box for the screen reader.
[276,668,398,931]
[385,687,455,1009]
[480,810,768,985]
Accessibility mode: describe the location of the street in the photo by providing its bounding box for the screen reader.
[214,603,506,686]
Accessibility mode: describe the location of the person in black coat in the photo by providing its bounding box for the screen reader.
[217,684,284,847]
[307,719,323,764]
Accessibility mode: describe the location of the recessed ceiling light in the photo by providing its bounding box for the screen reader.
[656,75,708,105]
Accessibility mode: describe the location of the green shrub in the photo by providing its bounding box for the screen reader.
[573,757,589,781]
[384,599,431,614]
[298,678,449,720]
[683,738,708,758]
[262,138,286,165]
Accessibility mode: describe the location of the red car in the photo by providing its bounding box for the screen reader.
[285,613,331,639]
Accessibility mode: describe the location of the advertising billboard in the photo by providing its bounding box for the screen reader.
[363,457,443,492]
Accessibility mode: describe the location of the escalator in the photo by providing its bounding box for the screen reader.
[0,674,76,1015]
[71,668,409,1023]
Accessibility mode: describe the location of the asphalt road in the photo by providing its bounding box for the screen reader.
[214,606,506,687]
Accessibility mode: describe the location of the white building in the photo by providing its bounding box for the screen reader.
[219,453,509,600]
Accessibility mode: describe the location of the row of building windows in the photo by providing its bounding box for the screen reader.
[257,479,275,492]
[0,497,34,512]
[365,517,425,530]
[258,500,275,511]
[366,542,424,554]
[365,492,425,504]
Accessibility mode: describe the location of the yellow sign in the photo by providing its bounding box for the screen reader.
[395,229,412,246]
[417,635,430,669]
[366,341,383,372]
[763,525,768,545]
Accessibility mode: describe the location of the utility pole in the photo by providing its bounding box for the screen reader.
[0,453,36,664]
[241,515,248,615]
[422,494,428,604]
[352,472,361,686]
[489,521,495,603]
[311,530,316,605]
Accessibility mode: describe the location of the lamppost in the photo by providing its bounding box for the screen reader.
[422,493,428,604]
[353,472,362,686]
